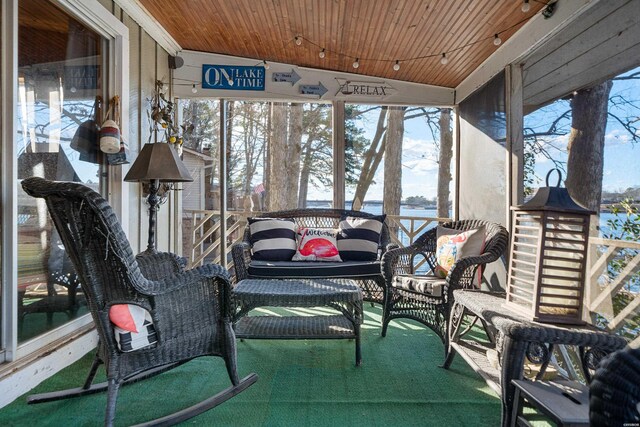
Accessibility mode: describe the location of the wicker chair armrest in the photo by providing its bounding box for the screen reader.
[231,242,252,281]
[134,263,231,297]
[381,245,430,285]
[136,251,187,281]
[385,243,400,253]
[446,252,501,291]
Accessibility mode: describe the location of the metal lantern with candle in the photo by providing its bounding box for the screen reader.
[505,169,595,324]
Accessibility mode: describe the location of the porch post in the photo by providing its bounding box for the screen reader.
[505,64,524,232]
[332,101,345,208]
[219,99,228,268]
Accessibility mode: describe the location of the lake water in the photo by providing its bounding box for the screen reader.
[339,203,623,238]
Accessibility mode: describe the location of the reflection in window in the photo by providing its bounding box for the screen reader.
[16,0,104,342]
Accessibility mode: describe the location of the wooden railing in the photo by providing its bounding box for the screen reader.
[587,237,640,347]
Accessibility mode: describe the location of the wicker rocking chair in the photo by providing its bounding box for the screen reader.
[380,219,509,355]
[21,177,257,426]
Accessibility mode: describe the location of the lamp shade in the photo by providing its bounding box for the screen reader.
[124,142,193,183]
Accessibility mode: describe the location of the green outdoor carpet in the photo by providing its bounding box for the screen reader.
[0,305,501,426]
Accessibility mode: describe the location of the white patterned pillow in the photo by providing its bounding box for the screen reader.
[293,228,342,262]
[249,218,297,261]
[435,226,486,286]
[337,215,385,261]
[109,304,157,352]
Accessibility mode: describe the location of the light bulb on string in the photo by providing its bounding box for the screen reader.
[191,83,198,94]
[440,53,448,65]
[295,36,302,46]
[521,0,530,12]
[494,34,502,46]
[263,60,270,70]
[393,60,400,71]
[352,58,359,69]
[319,49,326,59]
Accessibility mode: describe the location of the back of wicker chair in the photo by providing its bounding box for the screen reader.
[21,177,257,426]
[590,346,640,426]
[380,219,509,354]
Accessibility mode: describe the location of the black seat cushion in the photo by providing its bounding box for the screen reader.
[247,260,381,278]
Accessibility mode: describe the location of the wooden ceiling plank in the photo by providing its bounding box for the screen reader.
[136,0,547,87]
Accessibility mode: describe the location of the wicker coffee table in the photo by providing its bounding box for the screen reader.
[233,278,363,366]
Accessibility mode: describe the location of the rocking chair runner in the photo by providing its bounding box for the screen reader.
[21,177,257,426]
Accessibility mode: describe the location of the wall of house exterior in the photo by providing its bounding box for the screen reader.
[98,0,179,255]
[0,0,180,407]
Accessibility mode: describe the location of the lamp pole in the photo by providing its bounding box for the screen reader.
[146,178,160,253]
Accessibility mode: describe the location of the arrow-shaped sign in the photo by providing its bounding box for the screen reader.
[299,82,328,97]
[272,70,301,85]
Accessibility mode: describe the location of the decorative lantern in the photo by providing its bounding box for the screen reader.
[505,169,594,324]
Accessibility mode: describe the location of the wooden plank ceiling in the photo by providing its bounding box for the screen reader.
[138,0,544,88]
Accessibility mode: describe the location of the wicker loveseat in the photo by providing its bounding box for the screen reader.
[231,208,392,304]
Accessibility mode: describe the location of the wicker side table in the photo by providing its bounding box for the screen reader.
[233,278,364,366]
[443,290,628,427]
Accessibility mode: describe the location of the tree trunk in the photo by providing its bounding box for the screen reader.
[268,102,288,210]
[352,107,387,210]
[565,80,612,213]
[383,107,404,218]
[298,145,312,208]
[437,108,453,218]
[287,103,303,208]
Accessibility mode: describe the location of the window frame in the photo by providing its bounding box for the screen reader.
[0,0,129,362]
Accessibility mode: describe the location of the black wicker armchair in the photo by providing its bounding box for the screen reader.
[21,177,257,426]
[380,219,509,353]
[590,346,640,426]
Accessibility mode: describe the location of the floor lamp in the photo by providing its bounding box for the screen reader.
[124,142,193,253]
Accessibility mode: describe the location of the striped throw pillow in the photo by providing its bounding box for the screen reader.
[249,218,297,261]
[337,215,386,261]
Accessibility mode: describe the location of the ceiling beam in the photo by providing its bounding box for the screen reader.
[114,0,181,55]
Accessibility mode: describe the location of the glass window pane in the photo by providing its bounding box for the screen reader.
[16,0,105,343]
[345,104,452,247]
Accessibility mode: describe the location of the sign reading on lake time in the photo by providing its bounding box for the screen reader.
[202,65,265,91]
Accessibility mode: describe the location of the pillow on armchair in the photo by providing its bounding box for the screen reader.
[109,304,157,352]
[434,225,486,285]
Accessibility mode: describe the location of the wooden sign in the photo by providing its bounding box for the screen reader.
[335,79,395,98]
[272,70,301,85]
[202,64,265,91]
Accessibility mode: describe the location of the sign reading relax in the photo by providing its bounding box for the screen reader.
[336,79,395,98]
[202,64,265,91]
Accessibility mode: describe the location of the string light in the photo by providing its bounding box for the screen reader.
[191,83,197,93]
[521,0,530,13]
[290,12,533,70]
[263,60,270,70]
